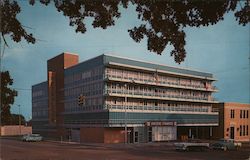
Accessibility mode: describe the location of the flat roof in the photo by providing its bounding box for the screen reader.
[221,102,250,107]
[32,81,47,87]
[63,53,215,80]
[103,54,214,79]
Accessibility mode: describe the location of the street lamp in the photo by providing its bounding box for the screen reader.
[124,80,135,144]
[14,104,22,135]
[17,105,21,135]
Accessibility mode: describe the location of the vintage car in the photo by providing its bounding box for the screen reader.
[175,139,209,151]
[211,139,242,151]
[22,134,43,142]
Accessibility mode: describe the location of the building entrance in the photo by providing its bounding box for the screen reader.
[71,129,80,142]
[152,126,176,141]
[230,127,235,139]
[146,121,177,142]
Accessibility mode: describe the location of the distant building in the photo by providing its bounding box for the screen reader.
[213,102,250,142]
[32,53,219,143]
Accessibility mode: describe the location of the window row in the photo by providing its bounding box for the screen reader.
[64,105,104,113]
[32,90,47,98]
[106,104,210,112]
[230,109,249,119]
[239,125,249,136]
[65,97,103,109]
[105,68,213,90]
[106,84,212,101]
[65,66,103,84]
[105,99,212,113]
[32,101,48,108]
[240,110,249,119]
[64,82,103,97]
[32,110,48,118]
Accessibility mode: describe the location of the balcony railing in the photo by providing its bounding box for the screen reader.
[212,108,219,112]
[105,74,218,92]
[108,119,218,125]
[106,89,215,102]
[106,104,218,113]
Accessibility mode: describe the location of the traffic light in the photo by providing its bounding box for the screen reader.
[78,94,85,106]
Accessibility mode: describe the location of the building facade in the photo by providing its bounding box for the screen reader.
[213,102,250,142]
[32,81,49,136]
[32,53,219,143]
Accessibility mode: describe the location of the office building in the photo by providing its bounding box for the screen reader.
[32,53,219,143]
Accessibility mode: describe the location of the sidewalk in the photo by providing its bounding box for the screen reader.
[44,139,176,149]
[45,139,81,145]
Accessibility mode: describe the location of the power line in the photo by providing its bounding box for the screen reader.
[213,66,249,74]
[13,88,31,91]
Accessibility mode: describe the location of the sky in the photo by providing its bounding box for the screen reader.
[2,1,250,120]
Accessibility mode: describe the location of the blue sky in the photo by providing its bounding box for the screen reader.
[3,1,250,120]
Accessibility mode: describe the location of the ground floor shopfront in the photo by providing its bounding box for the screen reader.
[66,123,216,143]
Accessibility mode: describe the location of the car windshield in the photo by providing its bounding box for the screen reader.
[218,139,234,143]
[31,134,40,137]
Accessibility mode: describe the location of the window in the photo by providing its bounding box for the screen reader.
[134,131,138,143]
[240,125,242,136]
[243,125,245,136]
[230,109,235,118]
[240,110,243,118]
[247,110,249,118]
[243,110,246,118]
[247,125,249,136]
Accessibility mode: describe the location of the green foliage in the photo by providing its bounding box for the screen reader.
[0,0,35,46]
[11,114,25,125]
[0,0,249,63]
[1,71,18,125]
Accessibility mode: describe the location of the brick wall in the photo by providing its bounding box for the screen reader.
[104,128,125,143]
[0,125,32,136]
[80,127,104,143]
[80,127,125,143]
[212,102,250,142]
[224,103,250,142]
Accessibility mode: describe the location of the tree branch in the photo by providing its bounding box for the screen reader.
[1,34,9,48]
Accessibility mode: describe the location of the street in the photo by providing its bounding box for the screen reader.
[1,138,250,160]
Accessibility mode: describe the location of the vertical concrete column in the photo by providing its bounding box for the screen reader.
[189,128,192,138]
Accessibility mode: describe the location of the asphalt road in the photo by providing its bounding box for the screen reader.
[1,138,250,160]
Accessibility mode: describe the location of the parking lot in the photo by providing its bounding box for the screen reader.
[1,138,250,160]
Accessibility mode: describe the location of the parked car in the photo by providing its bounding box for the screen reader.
[22,134,43,142]
[211,139,242,151]
[175,139,209,151]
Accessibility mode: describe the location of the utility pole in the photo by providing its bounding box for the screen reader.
[18,104,21,135]
[124,83,127,144]
[0,38,6,129]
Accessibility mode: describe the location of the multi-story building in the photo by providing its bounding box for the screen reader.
[32,81,49,136]
[32,52,219,143]
[213,102,250,142]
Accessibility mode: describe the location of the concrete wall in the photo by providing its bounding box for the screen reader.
[0,125,32,136]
